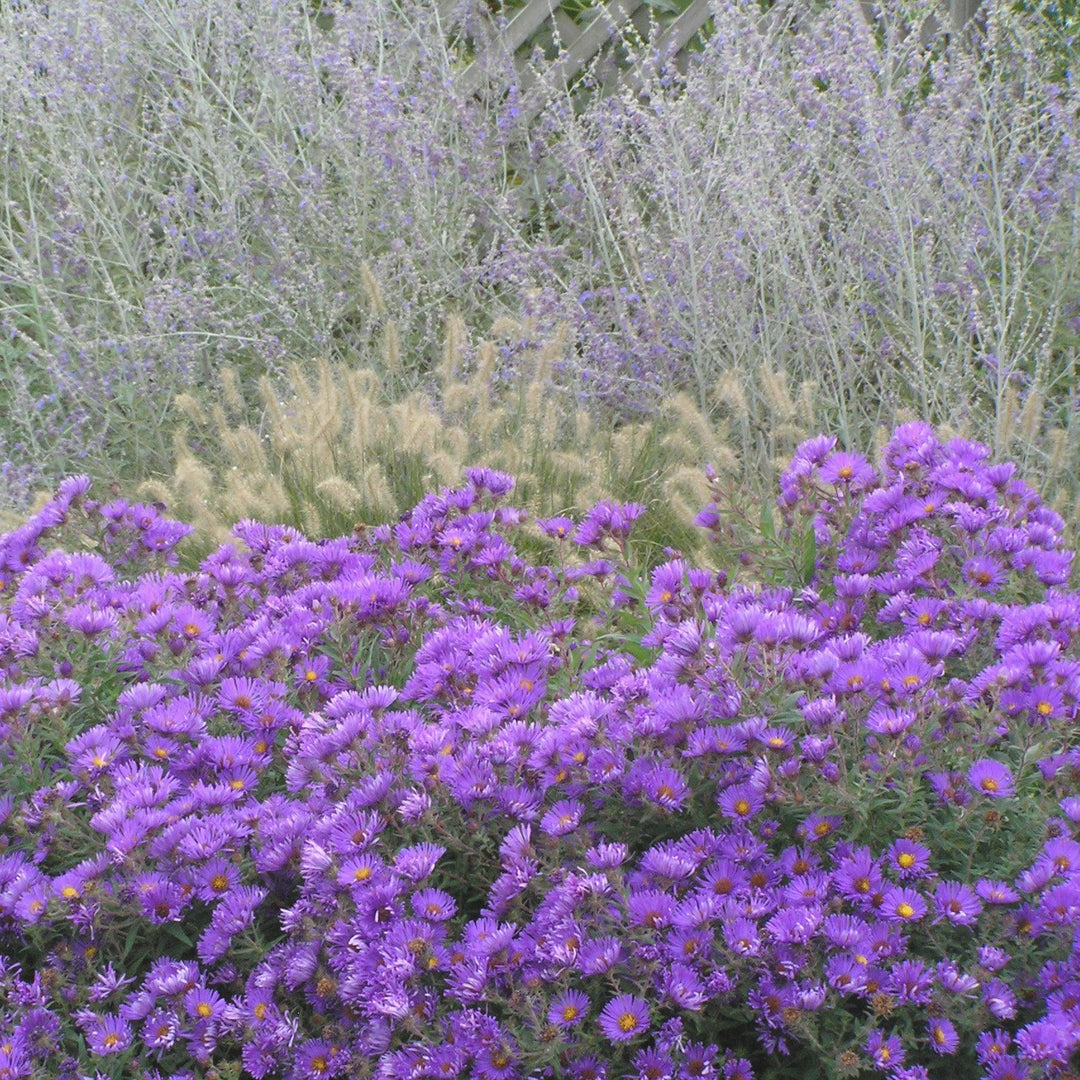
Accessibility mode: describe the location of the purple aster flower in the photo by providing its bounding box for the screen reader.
[824,956,867,995]
[599,994,650,1042]
[1039,881,1080,926]
[412,887,457,923]
[294,1038,347,1078]
[976,879,1020,904]
[394,843,446,881]
[1042,836,1080,875]
[627,889,678,930]
[983,977,1018,1019]
[723,1059,754,1080]
[797,814,842,842]
[569,1056,607,1080]
[962,556,1007,591]
[476,1041,519,1080]
[886,838,932,878]
[1014,1020,1074,1064]
[641,763,691,812]
[540,799,585,837]
[137,876,190,923]
[82,1013,133,1055]
[536,516,575,540]
[723,918,761,957]
[819,451,876,488]
[976,946,1010,972]
[548,989,589,1027]
[338,854,386,890]
[888,959,934,1004]
[185,986,226,1024]
[967,760,1015,798]
[927,1016,960,1054]
[586,841,630,868]
[932,881,983,926]
[984,1056,1029,1080]
[881,886,927,924]
[142,1008,180,1051]
[976,1030,1013,1064]
[664,964,708,1010]
[865,706,918,737]
[835,849,884,903]
[578,936,625,975]
[0,1043,32,1079]
[717,783,762,822]
[865,1029,904,1070]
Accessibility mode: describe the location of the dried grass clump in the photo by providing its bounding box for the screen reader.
[139,316,744,560]
[141,309,1079,566]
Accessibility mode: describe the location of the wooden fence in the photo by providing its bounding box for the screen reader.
[436,0,987,125]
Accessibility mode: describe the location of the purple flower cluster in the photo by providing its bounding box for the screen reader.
[0,430,1078,1078]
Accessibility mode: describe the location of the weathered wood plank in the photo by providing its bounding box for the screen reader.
[458,0,563,94]
[516,0,646,107]
[654,0,712,61]
[503,0,565,53]
[620,0,712,93]
[450,0,989,126]
[552,10,581,45]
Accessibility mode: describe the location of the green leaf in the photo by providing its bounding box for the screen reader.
[800,524,817,584]
[167,922,194,948]
[123,920,142,960]
[760,500,776,541]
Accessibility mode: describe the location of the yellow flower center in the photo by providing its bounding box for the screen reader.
[896,902,915,919]
[562,1005,579,1022]
[354,866,372,882]
[618,1012,640,1033]
[196,1003,212,1018]
[897,853,916,868]
[981,778,999,792]
[734,799,751,816]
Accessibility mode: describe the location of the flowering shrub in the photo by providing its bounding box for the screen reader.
[0,423,1078,1080]
[2,0,1079,519]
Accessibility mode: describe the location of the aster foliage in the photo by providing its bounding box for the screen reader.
[0,425,1078,1080]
